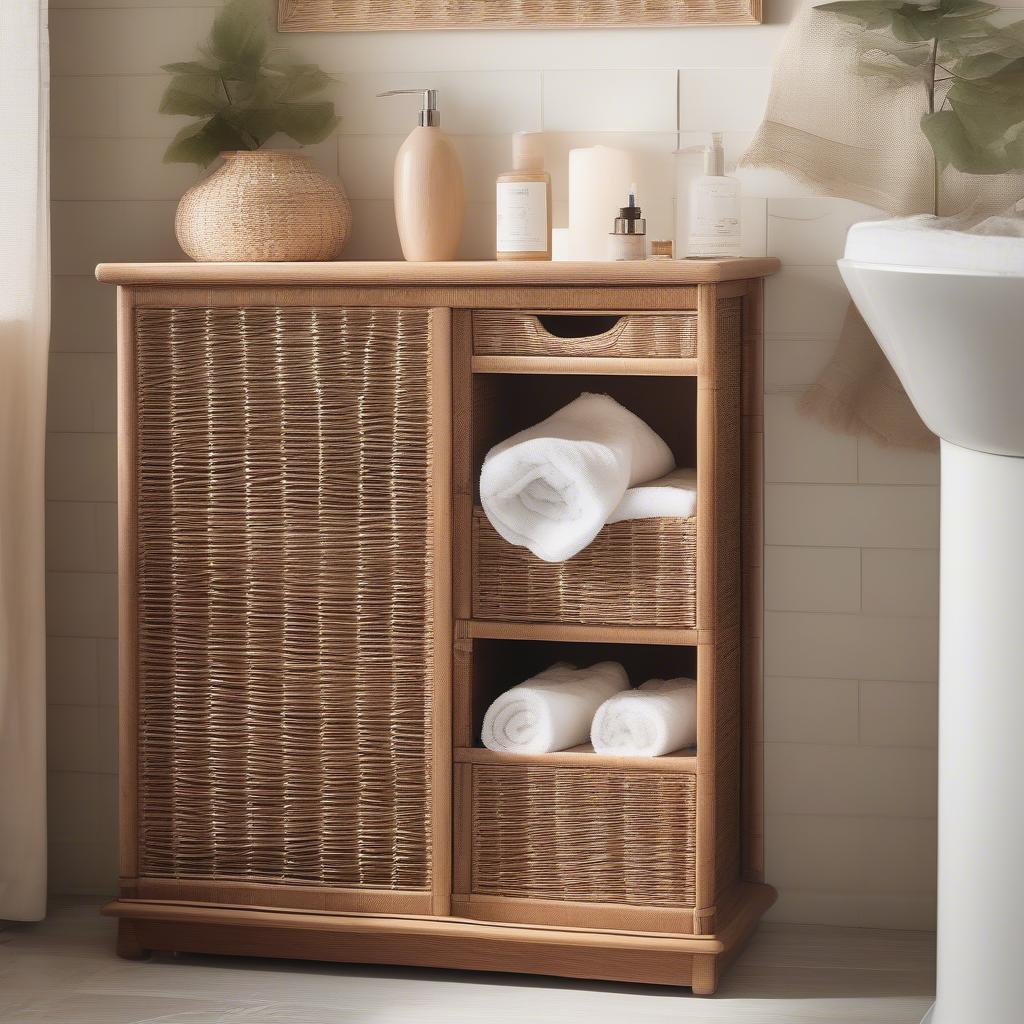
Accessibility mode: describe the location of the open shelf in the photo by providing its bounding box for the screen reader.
[455,745,698,772]
[470,373,698,495]
[455,635,698,753]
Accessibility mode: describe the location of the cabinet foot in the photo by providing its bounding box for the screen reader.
[691,953,719,996]
[116,920,151,960]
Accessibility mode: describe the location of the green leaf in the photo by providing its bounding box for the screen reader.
[161,60,221,76]
[208,0,267,68]
[858,47,930,81]
[222,105,278,148]
[163,115,253,168]
[274,102,339,145]
[890,7,941,42]
[271,64,335,101]
[951,51,1021,77]
[940,19,1024,61]
[159,73,226,117]
[921,107,1024,172]
[938,0,998,20]
[815,0,904,31]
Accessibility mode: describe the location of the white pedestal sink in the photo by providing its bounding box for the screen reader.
[840,245,1024,1024]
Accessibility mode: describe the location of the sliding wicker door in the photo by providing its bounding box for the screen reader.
[124,302,446,915]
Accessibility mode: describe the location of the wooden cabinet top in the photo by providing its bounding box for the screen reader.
[96,258,781,288]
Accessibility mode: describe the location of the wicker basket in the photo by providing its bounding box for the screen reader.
[175,151,352,262]
[472,508,697,628]
[472,311,697,358]
[469,765,697,907]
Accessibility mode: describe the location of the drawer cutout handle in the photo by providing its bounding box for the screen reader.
[535,314,622,340]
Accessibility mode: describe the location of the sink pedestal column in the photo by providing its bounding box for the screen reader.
[928,440,1024,1024]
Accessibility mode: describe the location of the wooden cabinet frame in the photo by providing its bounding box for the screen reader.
[98,260,778,993]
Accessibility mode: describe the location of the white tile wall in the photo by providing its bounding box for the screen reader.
[46,0,939,928]
[542,70,678,132]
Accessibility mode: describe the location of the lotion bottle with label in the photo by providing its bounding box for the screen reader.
[496,132,552,261]
[686,133,742,258]
[378,88,464,261]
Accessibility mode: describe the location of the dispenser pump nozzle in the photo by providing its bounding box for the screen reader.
[377,88,440,127]
[706,133,725,176]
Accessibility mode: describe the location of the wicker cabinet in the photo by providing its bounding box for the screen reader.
[99,260,778,994]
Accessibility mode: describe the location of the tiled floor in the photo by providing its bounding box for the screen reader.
[0,899,935,1023]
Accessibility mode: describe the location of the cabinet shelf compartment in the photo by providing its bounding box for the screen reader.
[473,507,696,629]
[454,635,698,754]
[465,372,698,631]
[472,310,697,358]
[453,761,697,931]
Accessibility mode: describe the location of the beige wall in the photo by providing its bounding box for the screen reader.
[47,0,940,928]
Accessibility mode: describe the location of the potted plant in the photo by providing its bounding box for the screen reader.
[163,0,350,261]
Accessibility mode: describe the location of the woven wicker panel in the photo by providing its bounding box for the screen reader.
[279,0,760,31]
[471,765,696,907]
[472,508,697,628]
[133,305,434,891]
[472,311,697,358]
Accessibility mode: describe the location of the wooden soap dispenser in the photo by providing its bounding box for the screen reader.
[496,132,552,261]
[378,88,465,261]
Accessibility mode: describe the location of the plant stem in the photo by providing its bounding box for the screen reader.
[929,36,940,217]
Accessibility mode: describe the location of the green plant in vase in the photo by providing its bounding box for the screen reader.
[161,0,338,167]
[815,0,1024,214]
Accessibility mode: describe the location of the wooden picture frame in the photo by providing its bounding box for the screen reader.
[277,0,761,33]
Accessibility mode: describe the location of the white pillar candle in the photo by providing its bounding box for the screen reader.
[568,146,634,261]
[551,227,570,261]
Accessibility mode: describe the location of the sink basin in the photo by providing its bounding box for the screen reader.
[841,262,1024,456]
[841,226,1024,1024]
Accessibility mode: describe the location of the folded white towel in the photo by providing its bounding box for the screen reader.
[590,677,698,757]
[481,661,629,754]
[607,467,697,524]
[479,393,675,563]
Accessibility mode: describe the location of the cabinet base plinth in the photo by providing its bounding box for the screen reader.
[104,882,774,994]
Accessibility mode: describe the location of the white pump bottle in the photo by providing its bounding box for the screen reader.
[682,133,742,258]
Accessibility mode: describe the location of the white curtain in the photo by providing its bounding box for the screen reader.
[0,0,49,921]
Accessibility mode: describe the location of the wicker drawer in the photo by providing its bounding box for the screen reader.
[472,310,697,358]
[463,764,696,913]
[472,508,697,628]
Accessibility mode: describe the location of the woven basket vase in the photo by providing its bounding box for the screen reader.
[175,150,352,262]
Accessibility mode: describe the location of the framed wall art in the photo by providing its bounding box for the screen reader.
[277,0,761,32]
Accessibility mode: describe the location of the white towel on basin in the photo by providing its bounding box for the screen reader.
[607,467,697,524]
[590,677,698,757]
[481,661,629,754]
[479,393,675,563]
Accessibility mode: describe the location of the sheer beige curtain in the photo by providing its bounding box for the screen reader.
[0,0,49,921]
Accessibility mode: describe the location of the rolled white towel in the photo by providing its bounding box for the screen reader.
[481,661,629,754]
[607,467,697,524]
[479,393,675,563]
[590,677,697,757]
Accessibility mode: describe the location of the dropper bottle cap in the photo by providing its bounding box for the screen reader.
[612,184,646,235]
